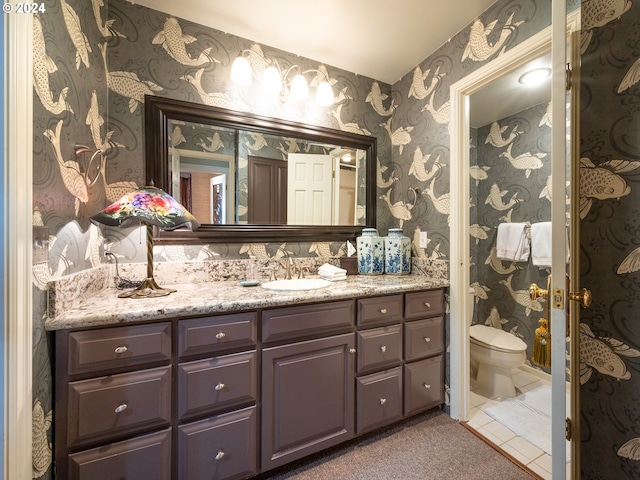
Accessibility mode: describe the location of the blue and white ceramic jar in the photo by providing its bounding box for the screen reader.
[384,228,411,275]
[356,228,384,274]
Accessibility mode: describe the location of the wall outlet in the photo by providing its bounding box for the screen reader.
[419,231,428,248]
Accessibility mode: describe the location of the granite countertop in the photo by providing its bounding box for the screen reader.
[45,274,448,331]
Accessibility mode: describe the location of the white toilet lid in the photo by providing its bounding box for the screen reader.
[470,324,527,352]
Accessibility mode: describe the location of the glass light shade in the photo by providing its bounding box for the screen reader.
[90,185,200,231]
[518,67,551,85]
[315,80,334,106]
[262,65,282,94]
[231,55,252,86]
[289,73,309,100]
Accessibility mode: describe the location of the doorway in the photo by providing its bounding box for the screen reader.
[449,11,580,479]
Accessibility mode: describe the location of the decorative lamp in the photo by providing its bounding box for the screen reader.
[289,72,309,100]
[90,184,200,299]
[230,52,253,86]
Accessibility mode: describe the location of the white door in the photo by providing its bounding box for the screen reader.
[287,153,333,225]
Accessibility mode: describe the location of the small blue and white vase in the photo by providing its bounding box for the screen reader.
[356,228,384,274]
[384,228,411,275]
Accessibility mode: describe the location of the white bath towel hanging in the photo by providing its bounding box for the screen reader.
[531,222,570,267]
[496,223,530,262]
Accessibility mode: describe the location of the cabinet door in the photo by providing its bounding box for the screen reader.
[178,407,257,480]
[261,333,355,471]
[68,428,171,480]
[404,355,443,417]
[356,367,403,435]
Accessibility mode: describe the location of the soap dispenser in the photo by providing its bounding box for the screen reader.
[246,256,257,280]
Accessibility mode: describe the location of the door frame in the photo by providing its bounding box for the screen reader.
[448,9,580,473]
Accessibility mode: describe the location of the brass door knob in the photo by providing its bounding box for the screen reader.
[529,282,549,301]
[569,288,592,308]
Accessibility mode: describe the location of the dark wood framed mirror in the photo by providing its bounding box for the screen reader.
[145,95,377,244]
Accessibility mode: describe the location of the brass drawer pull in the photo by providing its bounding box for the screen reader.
[215,332,226,339]
[215,382,225,391]
[380,345,387,353]
[423,383,431,389]
[379,308,388,314]
[114,402,128,413]
[215,450,225,461]
[424,302,431,308]
[380,398,387,405]
[114,345,128,354]
[424,337,431,343]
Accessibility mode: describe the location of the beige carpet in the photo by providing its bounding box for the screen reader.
[256,409,536,480]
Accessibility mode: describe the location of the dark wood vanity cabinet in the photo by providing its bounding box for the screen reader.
[54,288,444,480]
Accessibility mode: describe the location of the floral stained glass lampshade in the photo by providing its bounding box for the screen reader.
[91,184,200,299]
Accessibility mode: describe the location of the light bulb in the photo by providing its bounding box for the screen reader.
[230,54,252,86]
[262,65,282,95]
[289,73,309,100]
[316,80,334,106]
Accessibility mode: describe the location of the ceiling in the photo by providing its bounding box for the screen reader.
[130,0,552,128]
[129,0,497,85]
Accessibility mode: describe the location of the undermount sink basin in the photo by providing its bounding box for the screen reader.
[261,278,331,291]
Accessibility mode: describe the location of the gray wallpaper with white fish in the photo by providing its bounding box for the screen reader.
[579,0,640,478]
[471,102,553,376]
[29,0,637,479]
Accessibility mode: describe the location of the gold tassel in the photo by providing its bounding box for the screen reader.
[532,318,551,367]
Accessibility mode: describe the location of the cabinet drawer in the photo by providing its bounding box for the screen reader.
[178,350,257,420]
[404,316,444,361]
[68,428,171,480]
[404,289,444,320]
[68,323,171,376]
[404,356,443,417]
[356,367,403,435]
[178,312,257,358]
[262,300,354,344]
[356,324,402,374]
[67,366,171,447]
[357,295,403,327]
[178,406,258,480]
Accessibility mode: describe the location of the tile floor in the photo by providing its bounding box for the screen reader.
[465,368,571,480]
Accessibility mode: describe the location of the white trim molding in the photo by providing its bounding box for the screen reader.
[4,11,34,480]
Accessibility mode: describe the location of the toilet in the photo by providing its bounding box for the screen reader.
[469,324,527,398]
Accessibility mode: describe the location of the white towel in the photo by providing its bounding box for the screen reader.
[531,222,570,267]
[320,273,347,282]
[531,222,552,267]
[318,263,347,276]
[496,223,530,262]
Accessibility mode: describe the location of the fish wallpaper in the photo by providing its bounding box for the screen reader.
[28,0,637,478]
[579,0,640,477]
[471,102,555,376]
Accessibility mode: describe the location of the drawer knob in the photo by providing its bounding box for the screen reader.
[114,403,128,413]
[114,345,128,354]
[379,308,388,314]
[349,348,356,354]
[215,382,225,391]
[424,337,431,343]
[424,302,431,308]
[423,383,431,389]
[380,345,387,353]
[215,332,226,339]
[215,450,225,461]
[380,398,387,405]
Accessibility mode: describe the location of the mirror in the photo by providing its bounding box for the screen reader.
[145,96,377,244]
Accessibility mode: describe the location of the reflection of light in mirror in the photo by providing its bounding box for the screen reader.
[342,153,352,162]
[518,67,551,85]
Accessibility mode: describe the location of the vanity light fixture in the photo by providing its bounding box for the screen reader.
[90,183,200,299]
[231,48,334,106]
[518,67,551,85]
